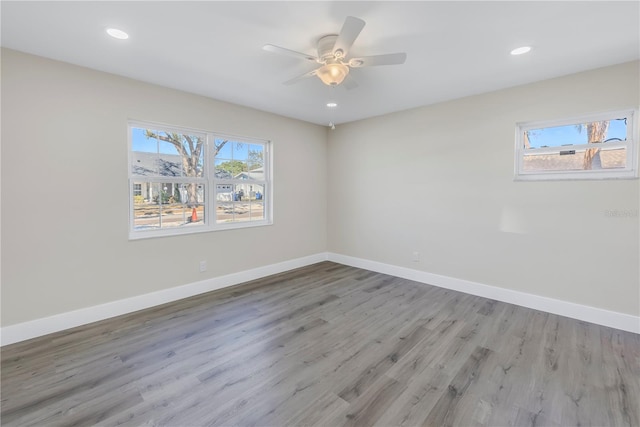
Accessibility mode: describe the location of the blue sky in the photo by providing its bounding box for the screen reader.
[132,120,627,154]
[214,139,254,161]
[527,118,627,149]
[131,128,186,155]
[131,128,260,161]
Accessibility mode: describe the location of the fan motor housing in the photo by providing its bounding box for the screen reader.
[317,35,339,60]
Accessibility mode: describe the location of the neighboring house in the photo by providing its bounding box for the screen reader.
[131,151,184,202]
[523,146,626,171]
[132,150,262,203]
[233,167,265,201]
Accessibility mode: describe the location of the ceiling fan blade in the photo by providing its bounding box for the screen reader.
[332,16,365,58]
[349,52,407,68]
[263,44,319,62]
[283,68,319,85]
[342,75,358,90]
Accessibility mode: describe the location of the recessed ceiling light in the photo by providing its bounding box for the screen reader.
[326,102,338,108]
[510,46,531,55]
[106,28,129,40]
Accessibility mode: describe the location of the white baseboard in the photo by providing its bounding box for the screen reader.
[328,253,640,334]
[0,253,329,346]
[3,251,637,346]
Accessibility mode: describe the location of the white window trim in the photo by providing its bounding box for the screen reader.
[514,109,639,181]
[128,121,273,240]
[210,132,273,232]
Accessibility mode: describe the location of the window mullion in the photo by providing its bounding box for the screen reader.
[525,141,628,155]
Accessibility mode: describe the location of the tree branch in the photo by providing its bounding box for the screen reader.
[145,131,188,158]
[215,140,228,156]
[184,135,196,155]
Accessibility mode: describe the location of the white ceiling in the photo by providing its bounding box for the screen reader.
[2,1,639,126]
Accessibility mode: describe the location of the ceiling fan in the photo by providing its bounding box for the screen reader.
[263,16,407,89]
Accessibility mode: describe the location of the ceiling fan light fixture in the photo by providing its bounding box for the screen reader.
[317,62,349,86]
[264,16,406,89]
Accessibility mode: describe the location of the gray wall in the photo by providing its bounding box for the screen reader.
[327,61,639,316]
[2,49,638,328]
[1,49,328,326]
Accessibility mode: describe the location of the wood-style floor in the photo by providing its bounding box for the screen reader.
[2,262,639,426]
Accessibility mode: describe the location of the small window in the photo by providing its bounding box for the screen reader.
[129,122,271,239]
[515,110,638,180]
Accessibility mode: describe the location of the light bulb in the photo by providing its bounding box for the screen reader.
[317,61,349,86]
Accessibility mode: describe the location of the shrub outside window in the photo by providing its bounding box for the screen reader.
[129,122,271,239]
[515,110,638,181]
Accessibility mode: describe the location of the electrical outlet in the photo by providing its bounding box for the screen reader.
[412,251,420,263]
[199,260,207,272]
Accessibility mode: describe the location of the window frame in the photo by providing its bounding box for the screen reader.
[128,121,272,240]
[211,133,271,231]
[514,109,639,181]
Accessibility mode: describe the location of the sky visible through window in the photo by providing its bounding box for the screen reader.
[527,118,627,149]
[131,128,252,159]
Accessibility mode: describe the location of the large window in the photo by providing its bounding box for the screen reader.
[129,122,271,239]
[515,110,638,180]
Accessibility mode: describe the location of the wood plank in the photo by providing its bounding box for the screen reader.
[1,262,638,427]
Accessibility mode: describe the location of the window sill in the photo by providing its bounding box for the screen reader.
[515,170,638,181]
[129,220,273,240]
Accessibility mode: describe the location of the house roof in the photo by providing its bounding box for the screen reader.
[235,168,264,181]
[131,151,261,180]
[131,152,183,177]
